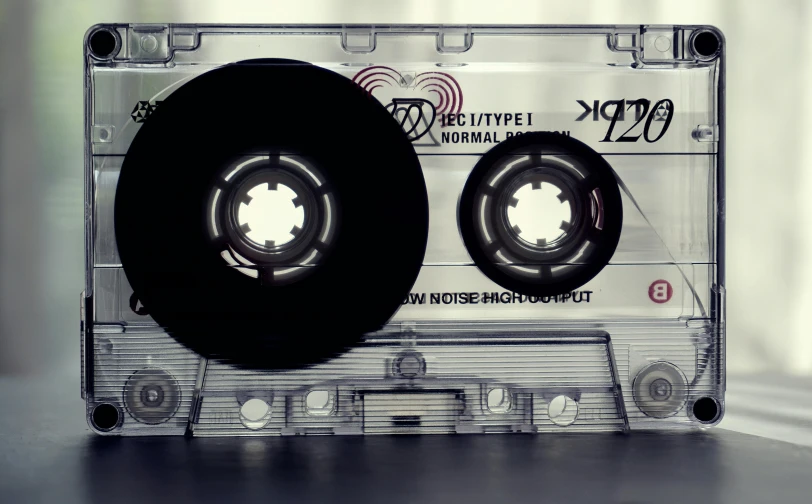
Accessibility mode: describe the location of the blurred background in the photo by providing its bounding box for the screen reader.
[0,0,810,442]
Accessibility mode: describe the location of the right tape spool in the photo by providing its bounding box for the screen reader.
[458,132,623,297]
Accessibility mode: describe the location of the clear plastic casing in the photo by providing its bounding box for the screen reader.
[83,24,724,435]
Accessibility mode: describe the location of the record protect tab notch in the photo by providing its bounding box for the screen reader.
[171,27,198,51]
[610,32,639,52]
[341,26,376,54]
[437,27,473,54]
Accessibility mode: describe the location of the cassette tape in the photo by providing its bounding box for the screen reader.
[83,24,725,435]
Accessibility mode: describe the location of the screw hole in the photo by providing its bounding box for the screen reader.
[89,28,118,59]
[692,397,720,423]
[91,403,120,431]
[691,31,721,59]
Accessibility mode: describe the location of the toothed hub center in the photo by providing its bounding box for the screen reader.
[507,182,572,246]
[237,182,305,248]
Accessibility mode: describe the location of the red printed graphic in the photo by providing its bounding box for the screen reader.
[352,66,463,118]
[648,280,673,304]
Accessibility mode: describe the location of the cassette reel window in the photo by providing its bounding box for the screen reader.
[459,132,623,297]
[84,24,725,436]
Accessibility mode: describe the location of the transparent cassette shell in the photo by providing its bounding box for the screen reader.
[83,24,725,435]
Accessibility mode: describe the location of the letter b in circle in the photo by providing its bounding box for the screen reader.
[648,280,673,304]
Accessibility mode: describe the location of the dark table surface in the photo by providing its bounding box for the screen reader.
[2,375,812,504]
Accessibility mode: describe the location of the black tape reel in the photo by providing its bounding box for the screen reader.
[115,59,429,369]
[458,132,623,297]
